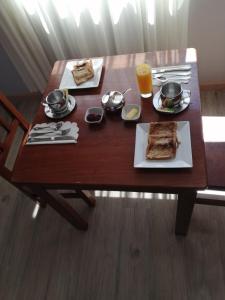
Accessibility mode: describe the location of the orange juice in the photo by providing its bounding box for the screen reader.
[136,64,152,98]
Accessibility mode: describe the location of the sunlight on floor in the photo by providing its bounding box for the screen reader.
[202,116,225,142]
[94,190,177,200]
[95,190,225,201]
[32,202,40,219]
[197,190,225,200]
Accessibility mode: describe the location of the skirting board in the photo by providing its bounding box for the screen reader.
[200,82,225,91]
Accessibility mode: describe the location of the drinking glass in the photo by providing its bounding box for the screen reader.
[136,63,153,98]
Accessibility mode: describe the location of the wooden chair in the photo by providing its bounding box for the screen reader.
[0,91,95,230]
[196,142,225,206]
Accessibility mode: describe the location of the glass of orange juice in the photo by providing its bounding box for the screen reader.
[136,63,153,98]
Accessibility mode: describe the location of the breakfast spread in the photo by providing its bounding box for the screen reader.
[146,121,179,160]
[71,59,94,85]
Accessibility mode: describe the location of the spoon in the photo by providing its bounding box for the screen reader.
[122,88,132,95]
[103,88,132,104]
[110,88,132,99]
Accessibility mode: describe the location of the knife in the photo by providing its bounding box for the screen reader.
[152,64,192,74]
[153,71,191,78]
[154,76,191,82]
[27,136,76,143]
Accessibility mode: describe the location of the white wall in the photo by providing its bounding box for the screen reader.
[0,46,28,95]
[188,0,225,84]
[1,0,225,94]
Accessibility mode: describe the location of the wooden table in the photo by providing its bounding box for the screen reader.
[12,48,207,235]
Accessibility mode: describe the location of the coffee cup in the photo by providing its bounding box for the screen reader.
[160,82,183,108]
[44,89,69,113]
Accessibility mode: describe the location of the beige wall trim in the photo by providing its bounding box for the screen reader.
[200,82,225,91]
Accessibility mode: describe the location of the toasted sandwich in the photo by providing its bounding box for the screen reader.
[146,121,179,160]
[71,59,94,85]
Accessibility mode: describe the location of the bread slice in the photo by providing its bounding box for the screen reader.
[146,135,177,160]
[149,121,177,137]
[71,59,94,85]
[146,121,178,160]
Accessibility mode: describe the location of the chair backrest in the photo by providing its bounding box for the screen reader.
[0,91,30,182]
[205,142,225,190]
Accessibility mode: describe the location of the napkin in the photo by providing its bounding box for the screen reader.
[26,121,79,145]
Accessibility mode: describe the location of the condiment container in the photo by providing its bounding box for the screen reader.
[121,104,141,121]
[85,107,104,124]
[101,91,125,112]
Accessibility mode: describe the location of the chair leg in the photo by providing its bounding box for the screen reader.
[30,185,88,230]
[17,183,48,208]
[35,196,47,208]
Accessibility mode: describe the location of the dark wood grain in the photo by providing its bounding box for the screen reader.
[0,91,95,229]
[0,87,223,300]
[175,189,196,235]
[205,143,225,189]
[0,92,29,181]
[195,142,225,206]
[29,185,88,230]
[12,49,207,190]
[11,49,207,234]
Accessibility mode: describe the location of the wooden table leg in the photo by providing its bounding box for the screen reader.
[76,190,96,207]
[175,189,196,235]
[15,183,48,208]
[30,185,88,230]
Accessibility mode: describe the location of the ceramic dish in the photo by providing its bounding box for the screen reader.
[85,107,104,124]
[59,58,103,89]
[134,121,193,168]
[121,104,141,121]
[44,95,76,119]
[153,90,191,114]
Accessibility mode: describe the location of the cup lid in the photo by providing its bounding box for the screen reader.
[102,91,124,109]
[46,90,66,104]
[160,81,182,99]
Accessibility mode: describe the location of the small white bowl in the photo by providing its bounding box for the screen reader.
[121,104,141,121]
[85,107,104,124]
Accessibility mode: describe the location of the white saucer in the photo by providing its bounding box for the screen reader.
[44,95,76,119]
[153,90,191,114]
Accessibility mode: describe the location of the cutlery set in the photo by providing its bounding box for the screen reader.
[152,64,192,85]
[27,121,79,144]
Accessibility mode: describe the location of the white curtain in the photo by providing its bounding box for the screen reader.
[0,0,190,92]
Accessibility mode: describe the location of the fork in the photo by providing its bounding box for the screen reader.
[29,128,71,137]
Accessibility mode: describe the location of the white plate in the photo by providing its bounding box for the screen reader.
[59,58,104,89]
[153,90,191,114]
[134,121,193,168]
